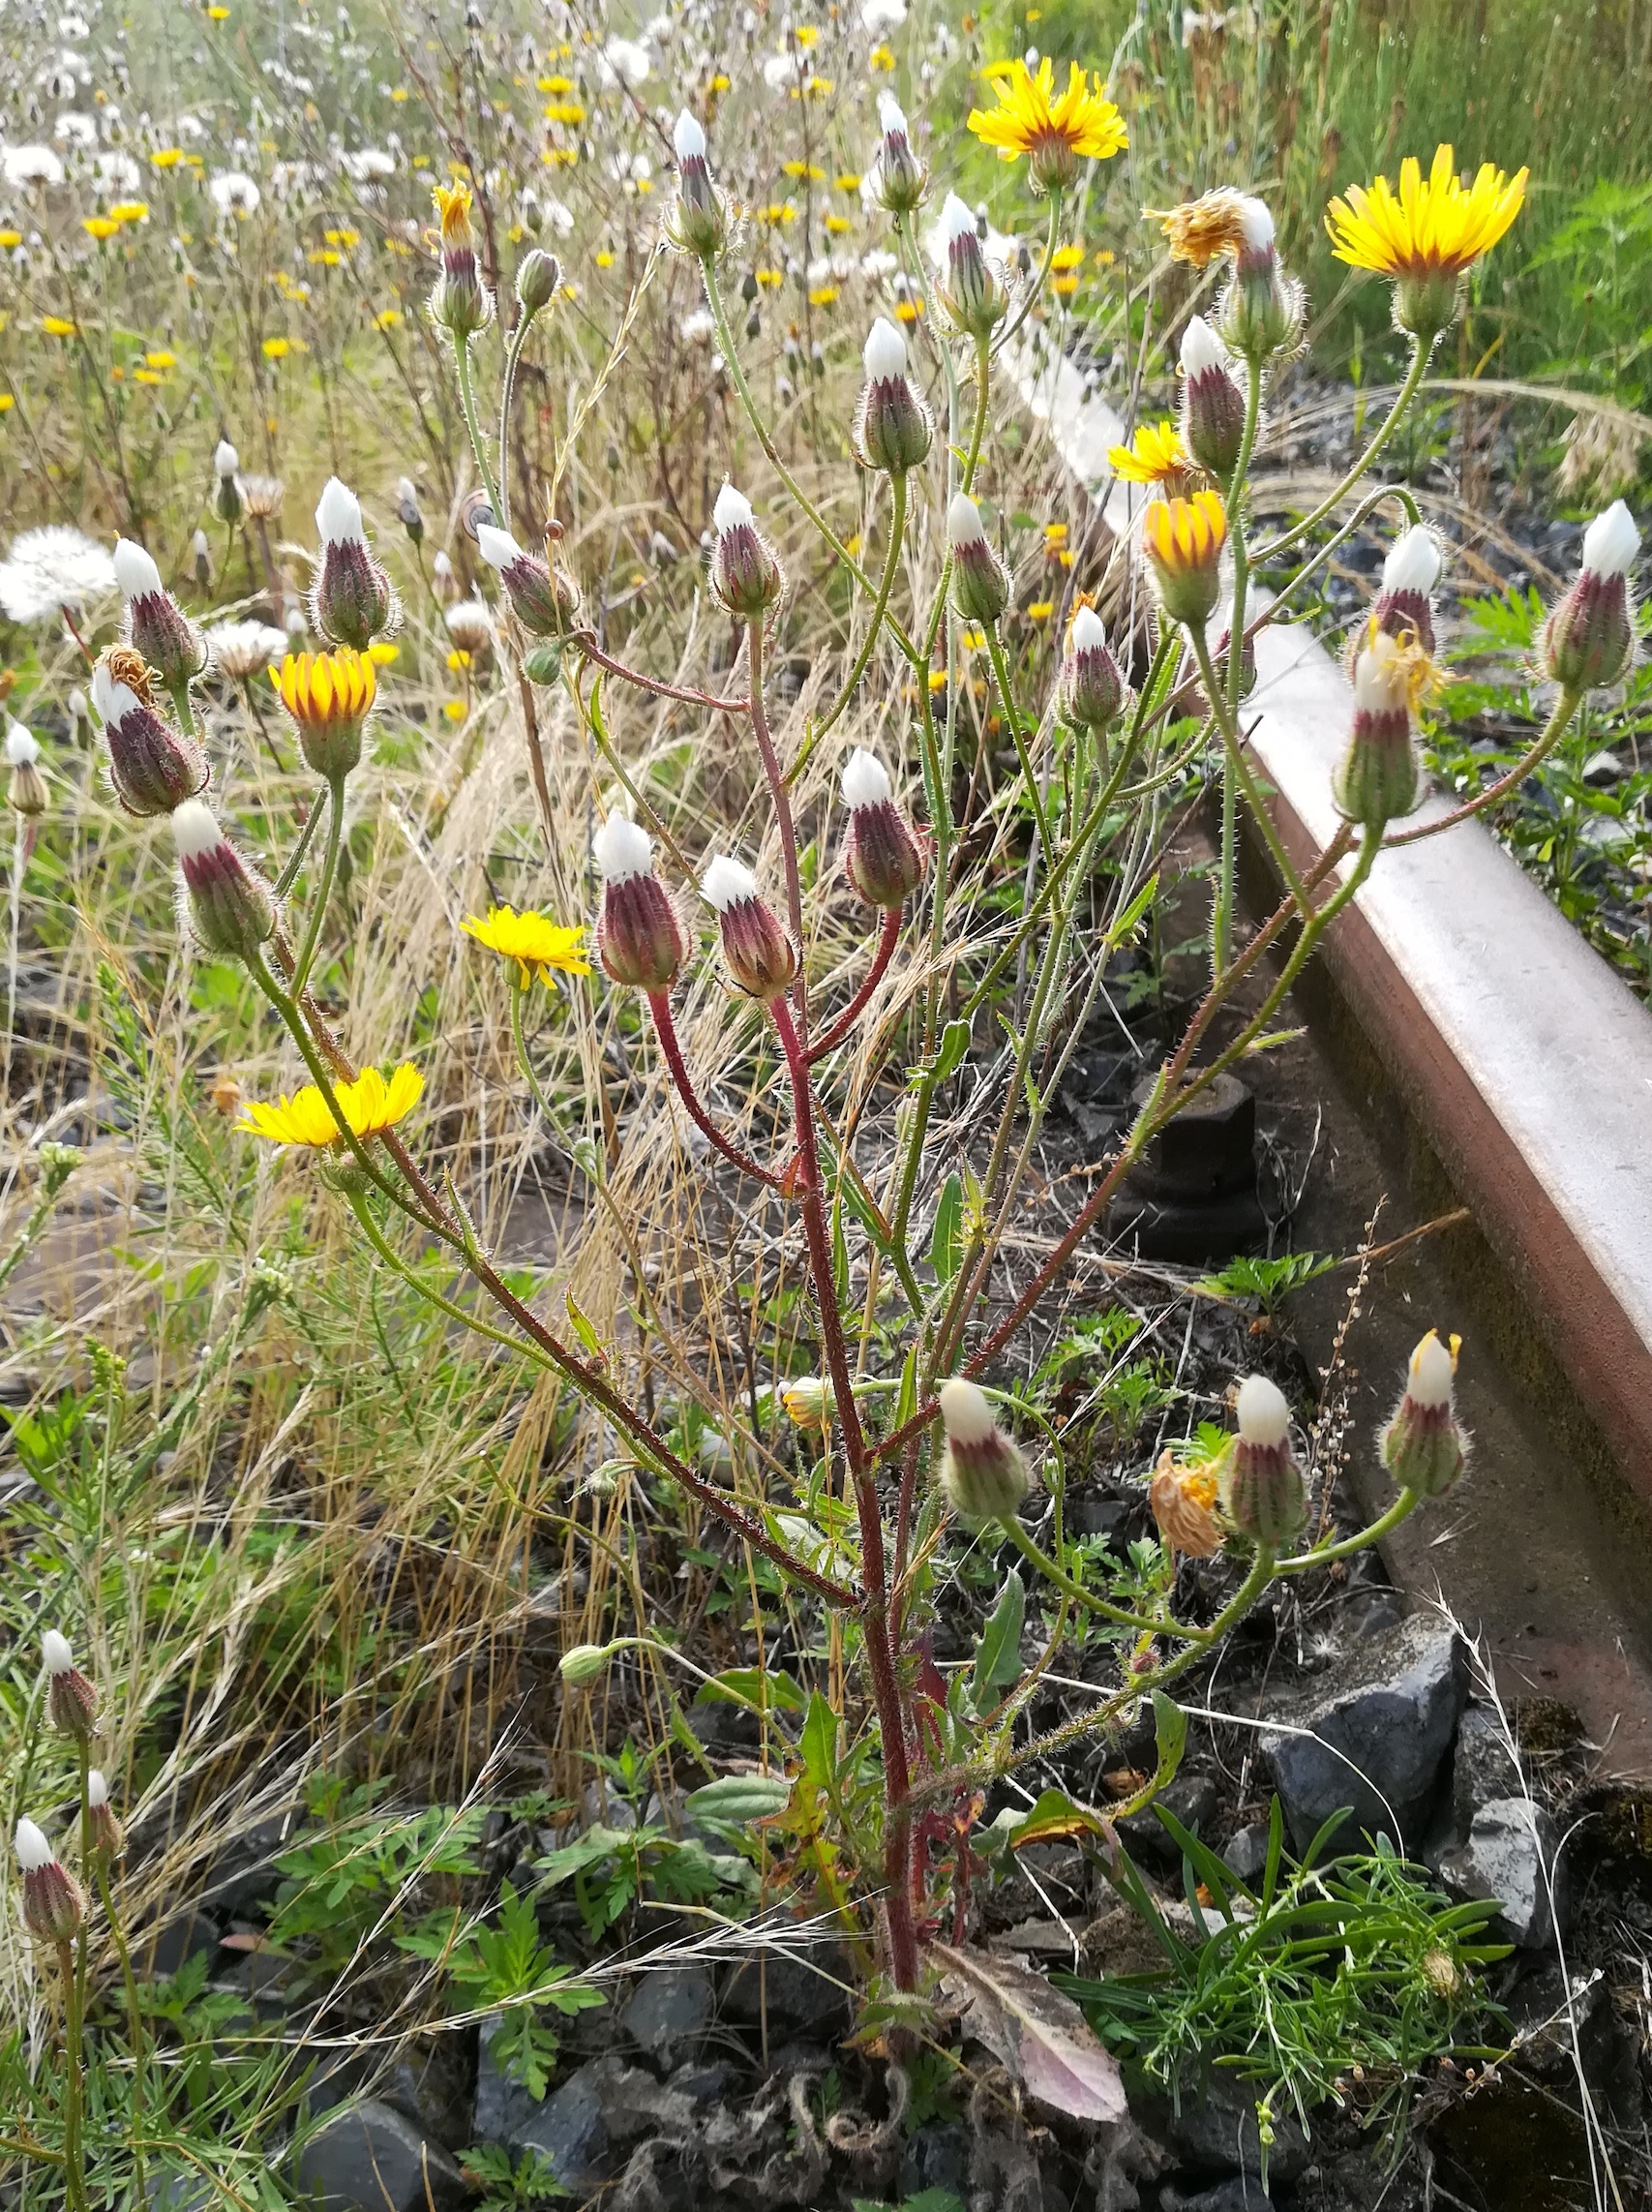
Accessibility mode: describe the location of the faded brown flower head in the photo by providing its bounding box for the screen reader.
[105,644,157,706]
[1148,187,1265,268]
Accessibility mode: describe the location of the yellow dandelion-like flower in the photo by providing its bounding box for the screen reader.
[144,348,176,368]
[1050,243,1085,270]
[262,336,290,358]
[968,59,1126,196]
[110,199,149,224]
[443,699,467,720]
[870,43,895,69]
[1326,144,1527,284]
[538,73,574,92]
[1026,600,1054,622]
[0,395,15,413]
[1108,419,1190,485]
[1142,488,1226,571]
[834,172,861,192]
[82,216,120,241]
[134,368,162,385]
[272,647,376,730]
[807,284,839,306]
[151,148,184,169]
[237,1061,424,1149]
[41,316,78,337]
[0,229,20,247]
[463,904,592,987]
[367,641,399,666]
[374,307,402,329]
[432,179,476,249]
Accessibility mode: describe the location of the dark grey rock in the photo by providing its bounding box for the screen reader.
[899,2121,973,2197]
[1138,2075,1307,2182]
[142,1907,221,1981]
[623,1966,713,2064]
[1121,1773,1219,1864]
[721,1944,852,2039]
[1440,1795,1567,1950]
[202,1813,293,1919]
[1221,1824,1271,1885]
[1163,2179,1276,2212]
[1262,1617,1467,1853]
[474,2035,703,2190]
[294,2099,467,2210]
[1450,1707,1524,1834]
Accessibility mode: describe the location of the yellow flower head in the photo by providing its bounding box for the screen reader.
[42,316,78,337]
[110,200,150,224]
[1354,613,1445,716]
[463,904,592,986]
[271,647,376,733]
[237,1061,424,1148]
[1149,186,1273,269]
[432,179,476,249]
[779,1376,833,1430]
[1142,489,1227,574]
[1109,419,1189,486]
[968,59,1126,195]
[1326,145,1527,286]
[82,215,120,241]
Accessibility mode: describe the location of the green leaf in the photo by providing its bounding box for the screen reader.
[692,1666,805,1714]
[799,1689,838,1792]
[929,1174,963,1284]
[1152,1692,1187,1789]
[972,1569,1025,1703]
[564,1291,605,1358]
[933,1017,973,1081]
[685,1774,792,1825]
[1006,1788,1111,1850]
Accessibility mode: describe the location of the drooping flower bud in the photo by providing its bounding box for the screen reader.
[1179,315,1246,480]
[1150,1447,1223,1558]
[779,1375,834,1430]
[172,798,278,960]
[476,522,578,636]
[1333,621,1432,829]
[709,484,784,620]
[6,724,46,818]
[214,438,243,525]
[852,316,933,476]
[1219,1374,1306,1549]
[1057,604,1126,732]
[1214,196,1301,362]
[947,492,1008,624]
[515,246,561,315]
[702,853,797,1002]
[1142,491,1227,628]
[93,652,209,816]
[670,108,726,258]
[842,747,926,908]
[271,648,376,782]
[15,1819,84,1946]
[114,536,207,693]
[938,1378,1030,1522]
[1379,1329,1467,1498]
[594,813,688,992]
[1371,525,1443,654]
[1542,500,1639,694]
[560,1642,618,1685]
[395,476,424,545]
[311,476,396,650]
[42,1628,98,1741]
[937,192,1006,341]
[430,178,494,338]
[86,1770,125,1860]
[873,92,926,216]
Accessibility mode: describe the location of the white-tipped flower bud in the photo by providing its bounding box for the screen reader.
[41,1628,97,1741]
[854,315,931,475]
[1334,624,1426,829]
[15,1818,84,1944]
[214,439,240,480]
[114,535,206,690]
[312,475,395,649]
[670,106,724,257]
[93,652,209,815]
[938,1378,1030,1522]
[703,853,796,1001]
[172,798,278,960]
[1544,500,1639,692]
[86,1769,124,1857]
[475,522,576,636]
[709,483,783,618]
[874,90,926,215]
[1058,603,1126,732]
[1371,524,1444,653]
[841,747,925,908]
[1380,1329,1468,1498]
[946,493,1008,623]
[1219,1373,1305,1548]
[594,814,687,992]
[1178,313,1246,479]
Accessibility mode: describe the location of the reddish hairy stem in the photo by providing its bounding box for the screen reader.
[748,621,808,1036]
[647,990,785,1188]
[573,631,751,715]
[805,904,904,1065]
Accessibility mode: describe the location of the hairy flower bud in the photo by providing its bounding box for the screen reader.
[1142,491,1227,628]
[114,537,207,692]
[670,108,726,258]
[1333,624,1429,829]
[476,522,579,636]
[87,1770,125,1859]
[1219,1374,1305,1548]
[1543,500,1639,693]
[15,1819,85,1946]
[515,246,561,315]
[1178,315,1246,480]
[709,484,784,619]
[214,438,243,525]
[1057,605,1126,732]
[703,854,797,1002]
[42,1627,99,1741]
[853,316,933,476]
[172,799,277,960]
[1370,525,1443,654]
[312,476,396,650]
[947,493,1009,624]
[559,1642,617,1686]
[430,179,494,338]
[938,1379,1030,1522]
[842,747,925,908]
[937,193,1006,340]
[873,92,926,216]
[1215,197,1301,361]
[395,476,424,546]
[779,1374,834,1430]
[1380,1329,1467,1498]
[594,814,688,992]
[93,653,209,816]
[6,724,46,817]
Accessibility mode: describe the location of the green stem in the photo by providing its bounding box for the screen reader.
[990,194,1062,360]
[273,794,326,900]
[453,334,501,522]
[1189,623,1305,913]
[997,1513,1191,1637]
[1255,335,1431,566]
[1385,686,1583,849]
[497,307,537,535]
[58,1937,86,2212]
[1276,1486,1420,1572]
[290,773,345,997]
[91,1855,146,2203]
[983,621,1050,856]
[815,470,906,740]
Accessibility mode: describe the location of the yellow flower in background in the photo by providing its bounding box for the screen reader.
[151,147,184,168]
[443,699,467,720]
[262,336,290,358]
[1027,600,1054,622]
[968,59,1126,195]
[1108,419,1189,484]
[82,216,120,241]
[374,307,402,329]
[463,905,592,986]
[0,395,14,412]
[1050,243,1085,270]
[870,42,895,68]
[237,1061,424,1148]
[367,641,399,665]
[144,348,177,368]
[808,284,839,306]
[834,173,861,192]
[42,317,78,337]
[109,200,149,224]
[1326,144,1527,283]
[0,230,20,248]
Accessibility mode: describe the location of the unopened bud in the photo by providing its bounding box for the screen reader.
[938,1378,1030,1522]
[1370,525,1443,654]
[594,814,688,991]
[1142,491,1227,628]
[1179,315,1246,480]
[193,528,212,591]
[395,475,424,545]
[703,854,796,1002]
[476,522,578,636]
[842,746,926,908]
[670,108,726,258]
[1543,500,1638,693]
[1058,605,1125,731]
[1215,198,1301,361]
[515,246,561,314]
[214,438,243,524]
[709,484,784,619]
[312,476,396,650]
[94,653,209,815]
[874,92,926,215]
[853,316,932,476]
[780,1375,833,1429]
[114,537,206,691]
[42,1627,98,1741]
[86,1770,124,1859]
[938,193,1006,340]
[1219,1374,1305,1548]
[15,1820,85,1945]
[431,179,494,338]
[560,1641,617,1685]
[6,724,46,817]
[947,493,1008,623]
[1333,624,1427,829]
[172,798,278,960]
[1380,1329,1467,1498]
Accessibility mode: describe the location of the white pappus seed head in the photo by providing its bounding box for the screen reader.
[112,536,164,600]
[86,1771,108,1808]
[171,798,225,861]
[841,746,891,808]
[862,314,907,381]
[1407,1331,1457,1408]
[474,522,526,571]
[5,722,40,767]
[878,91,908,136]
[1581,499,1640,581]
[594,811,652,883]
[712,482,753,533]
[1236,1373,1290,1448]
[947,491,986,548]
[213,439,239,479]
[942,191,976,246]
[14,1818,52,1871]
[939,1377,997,1444]
[673,108,706,163]
[41,1629,74,1675]
[1069,605,1107,653]
[1237,195,1275,250]
[701,852,758,911]
[315,474,365,548]
[1382,524,1443,596]
[1179,313,1226,377]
